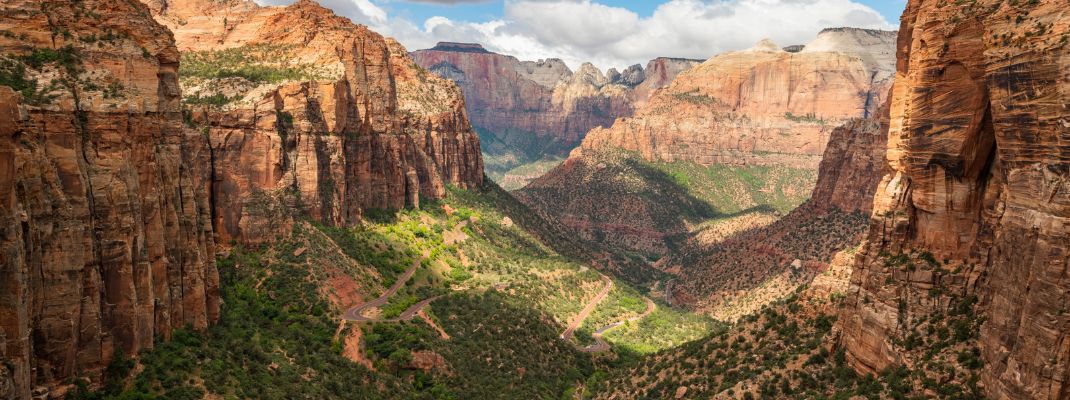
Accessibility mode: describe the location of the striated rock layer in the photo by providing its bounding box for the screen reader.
[838,1,1070,399]
[576,28,897,169]
[0,0,219,397]
[152,0,484,244]
[412,43,699,179]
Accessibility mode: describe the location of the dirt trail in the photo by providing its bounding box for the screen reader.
[418,309,451,340]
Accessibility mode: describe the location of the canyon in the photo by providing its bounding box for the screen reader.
[661,107,889,320]
[0,0,1067,399]
[519,27,897,256]
[0,0,485,396]
[412,43,700,188]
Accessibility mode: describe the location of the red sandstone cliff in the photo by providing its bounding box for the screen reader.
[576,29,896,169]
[411,43,699,180]
[838,1,1070,398]
[0,0,219,397]
[152,0,484,244]
[810,96,891,214]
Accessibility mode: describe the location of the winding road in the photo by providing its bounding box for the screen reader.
[560,273,614,341]
[580,297,656,353]
[340,222,658,355]
[559,266,659,353]
[344,253,435,322]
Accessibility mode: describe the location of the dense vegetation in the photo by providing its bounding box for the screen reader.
[180,44,325,84]
[178,44,333,105]
[589,289,985,400]
[71,249,402,400]
[60,181,984,400]
[69,185,714,399]
[652,159,816,216]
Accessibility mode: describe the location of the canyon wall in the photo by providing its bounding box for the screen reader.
[576,28,897,169]
[838,1,1070,399]
[412,43,699,181]
[412,43,627,159]
[152,0,484,245]
[810,98,891,214]
[0,0,487,395]
[0,0,219,397]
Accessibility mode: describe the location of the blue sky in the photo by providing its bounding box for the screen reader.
[381,1,904,26]
[262,0,902,70]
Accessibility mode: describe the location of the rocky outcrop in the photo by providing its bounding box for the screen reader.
[810,101,890,214]
[412,44,633,159]
[630,57,703,106]
[838,1,1070,399]
[412,43,698,182]
[576,28,897,169]
[0,0,220,397]
[153,0,484,244]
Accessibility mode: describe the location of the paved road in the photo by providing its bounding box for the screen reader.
[581,297,656,353]
[560,273,614,341]
[390,295,443,322]
[344,256,424,322]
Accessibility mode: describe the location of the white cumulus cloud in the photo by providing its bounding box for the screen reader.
[256,0,895,71]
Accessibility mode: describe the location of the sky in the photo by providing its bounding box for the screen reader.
[256,0,907,70]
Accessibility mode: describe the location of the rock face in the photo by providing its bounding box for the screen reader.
[576,28,897,169]
[152,0,484,244]
[411,43,699,181]
[810,100,891,214]
[630,57,704,106]
[838,1,1070,399]
[0,0,220,397]
[413,43,623,153]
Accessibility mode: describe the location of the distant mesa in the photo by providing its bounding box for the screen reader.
[655,56,706,63]
[429,42,492,54]
[818,26,898,35]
